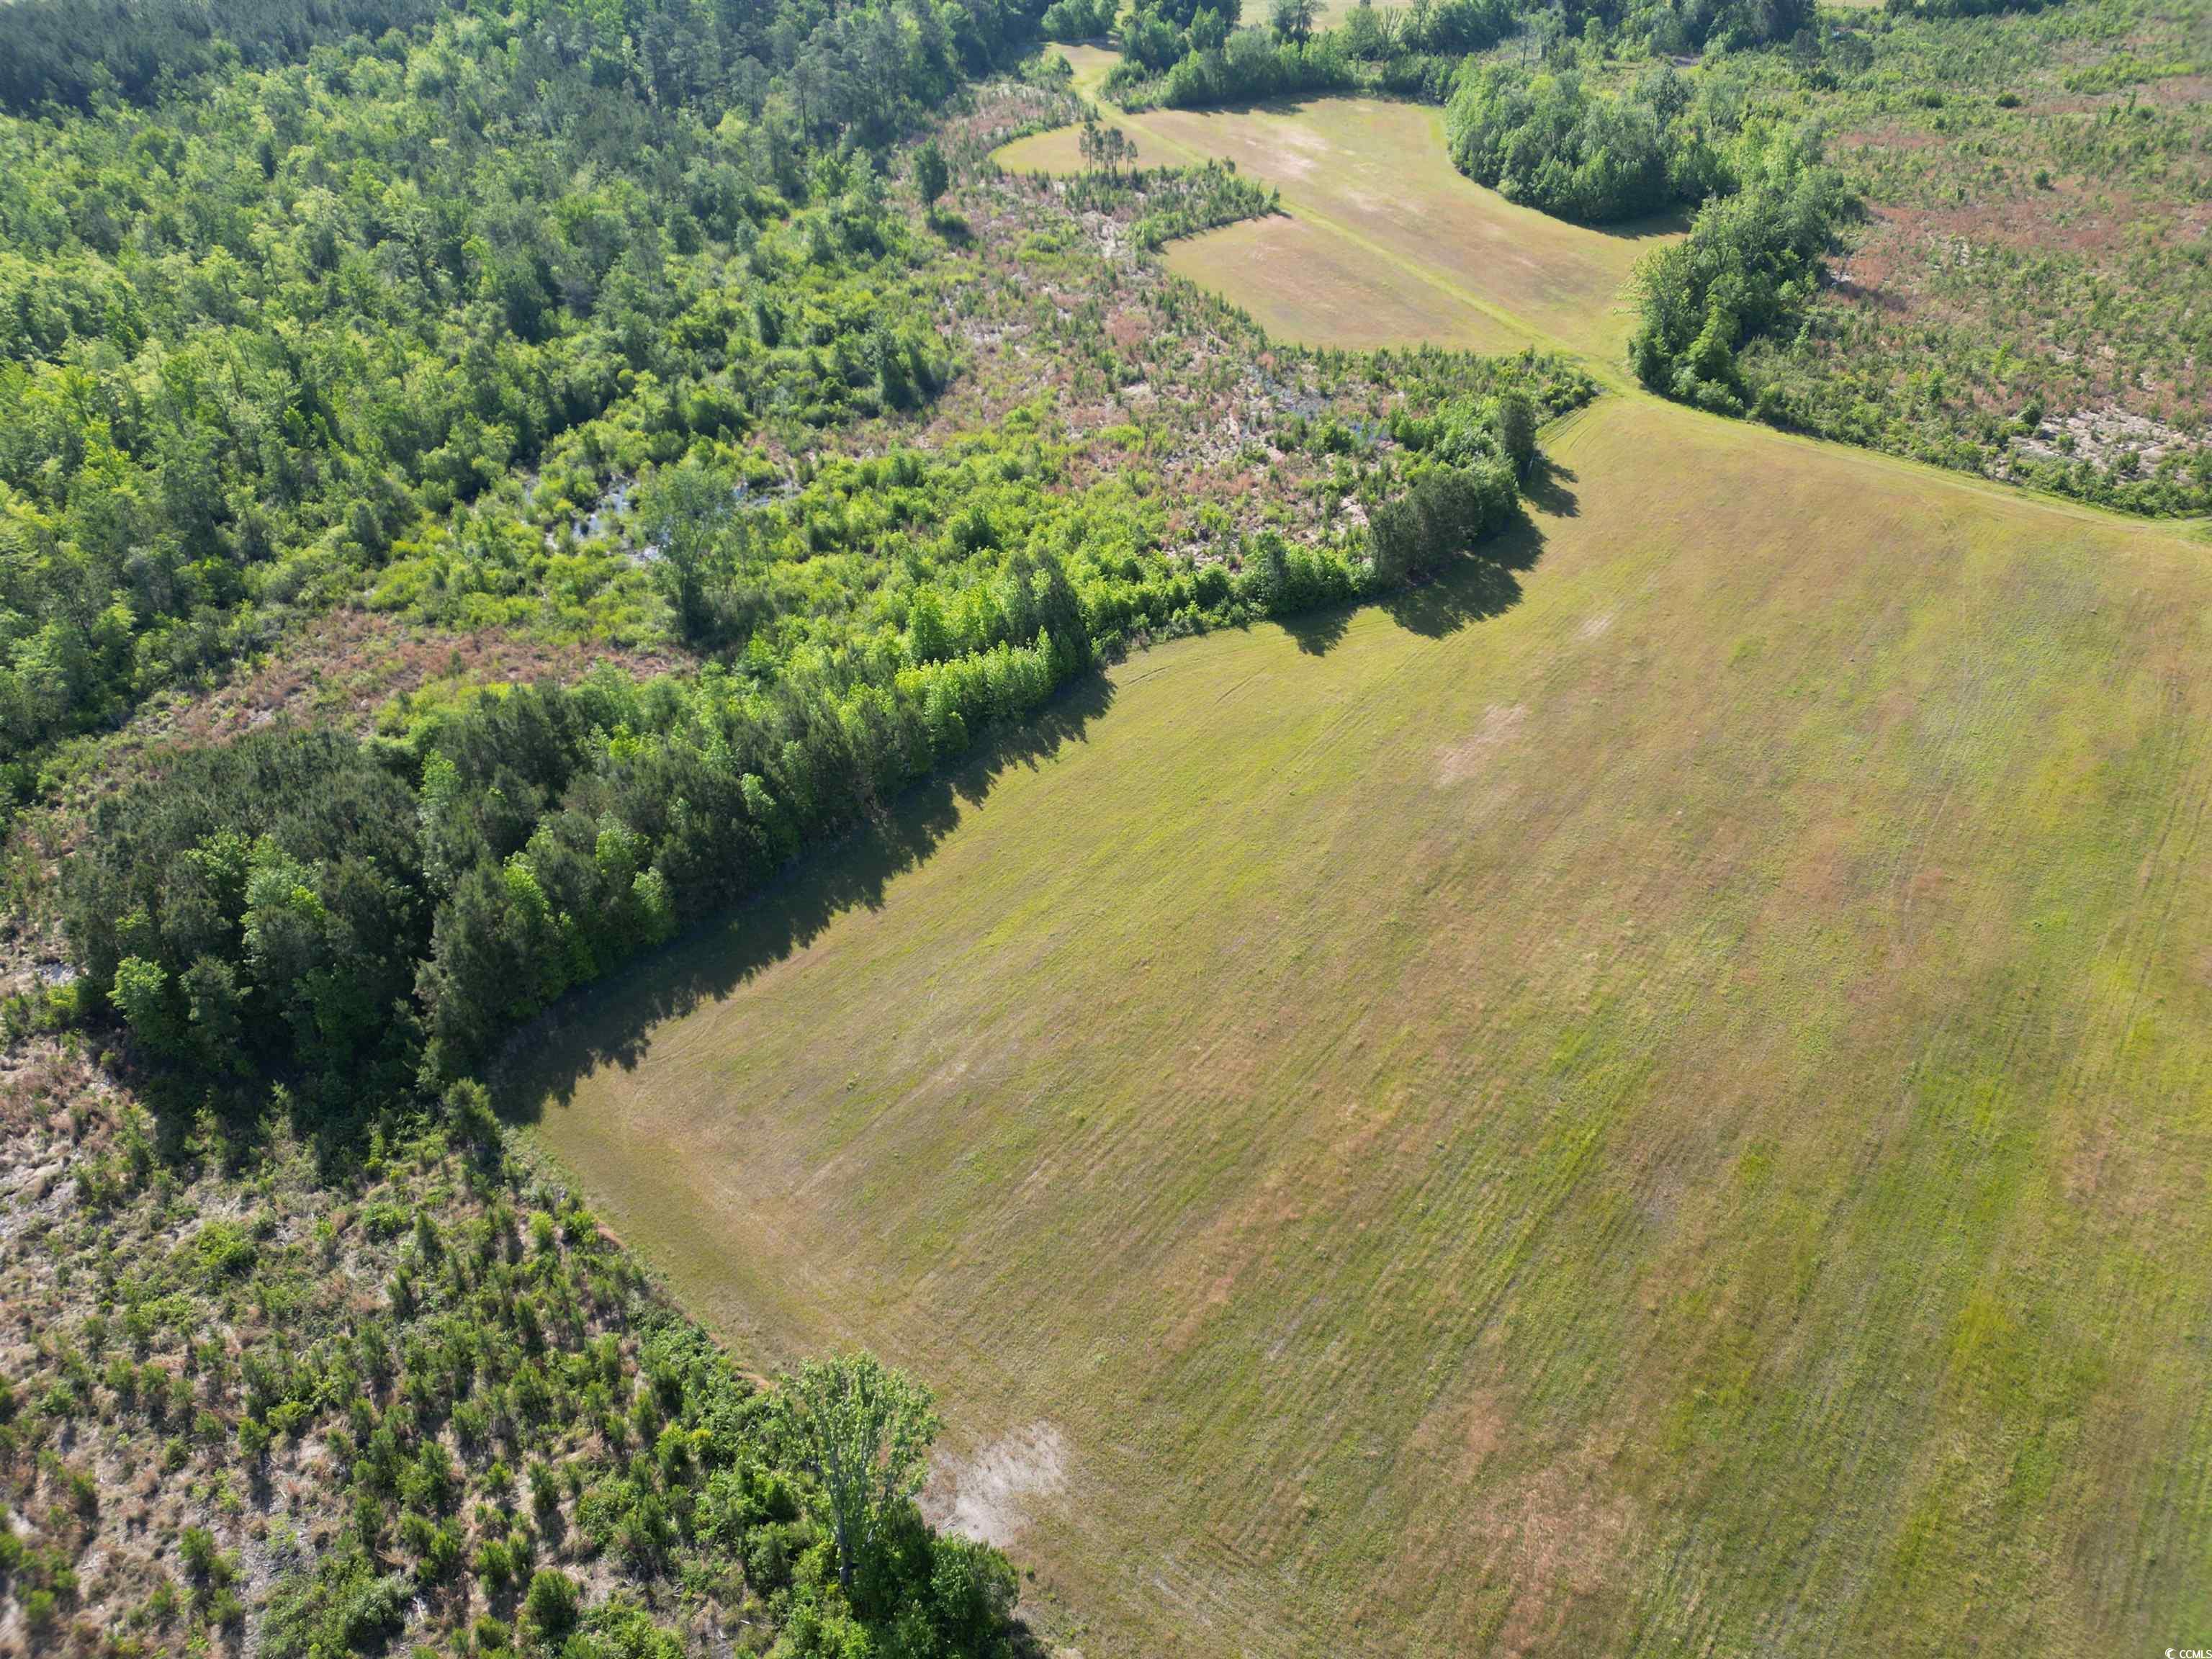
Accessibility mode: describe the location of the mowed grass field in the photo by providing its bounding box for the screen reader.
[994,58,1679,360]
[518,391,2212,1655]
[1168,212,1534,353]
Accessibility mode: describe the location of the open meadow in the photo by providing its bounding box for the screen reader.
[994,51,1679,361]
[518,391,2212,1655]
[1165,212,1533,354]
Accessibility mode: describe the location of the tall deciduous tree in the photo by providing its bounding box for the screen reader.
[1493,390,1539,480]
[776,1353,940,1597]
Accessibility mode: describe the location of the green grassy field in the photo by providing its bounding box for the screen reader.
[998,58,1679,361]
[1165,212,1532,353]
[518,387,2212,1654]
[516,54,2212,1659]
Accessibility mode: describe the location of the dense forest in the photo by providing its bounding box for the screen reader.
[1444,62,1727,221]
[0,0,1036,784]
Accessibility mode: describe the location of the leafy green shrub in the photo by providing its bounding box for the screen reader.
[523,1567,581,1638]
[192,1223,258,1284]
[1040,0,1116,38]
[1630,138,1854,410]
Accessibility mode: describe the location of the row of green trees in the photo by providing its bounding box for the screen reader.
[0,0,1050,122]
[64,386,1560,1113]
[1628,130,1853,410]
[0,0,443,112]
[1099,0,1487,108]
[1095,0,1817,112]
[1140,26,1360,105]
[1553,0,1812,55]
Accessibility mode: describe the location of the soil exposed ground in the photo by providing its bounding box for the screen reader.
[994,51,1681,361]
[516,392,2212,1655]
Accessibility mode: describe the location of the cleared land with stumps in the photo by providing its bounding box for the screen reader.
[518,387,2212,1655]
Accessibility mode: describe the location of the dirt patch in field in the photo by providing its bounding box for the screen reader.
[1408,1385,1508,1484]
[925,1421,1071,1548]
[1480,1464,1635,1656]
[1437,703,1529,787]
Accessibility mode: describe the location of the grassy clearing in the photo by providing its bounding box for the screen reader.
[516,392,2212,1656]
[1161,212,1529,353]
[1132,97,1679,361]
[997,65,1678,361]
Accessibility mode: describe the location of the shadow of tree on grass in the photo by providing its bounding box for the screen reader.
[1521,455,1581,519]
[1382,520,1539,638]
[495,675,1115,1121]
[1281,602,1352,655]
[501,498,1560,1118]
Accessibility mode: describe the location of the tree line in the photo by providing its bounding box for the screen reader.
[62,387,1557,1116]
[1445,61,1732,222]
[1089,0,1815,113]
[1628,127,1852,410]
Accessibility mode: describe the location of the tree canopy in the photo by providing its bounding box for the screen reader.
[1446,63,1727,222]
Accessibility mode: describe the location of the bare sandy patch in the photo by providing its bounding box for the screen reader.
[1481,1465,1635,1656]
[1408,1385,1508,1484]
[926,1421,1070,1548]
[1576,609,1616,642]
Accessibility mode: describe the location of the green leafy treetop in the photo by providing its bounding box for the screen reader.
[916,140,952,207]
[777,1352,943,1596]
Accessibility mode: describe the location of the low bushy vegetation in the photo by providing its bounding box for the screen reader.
[0,1048,1021,1656]
[1061,156,1280,248]
[1727,0,2212,513]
